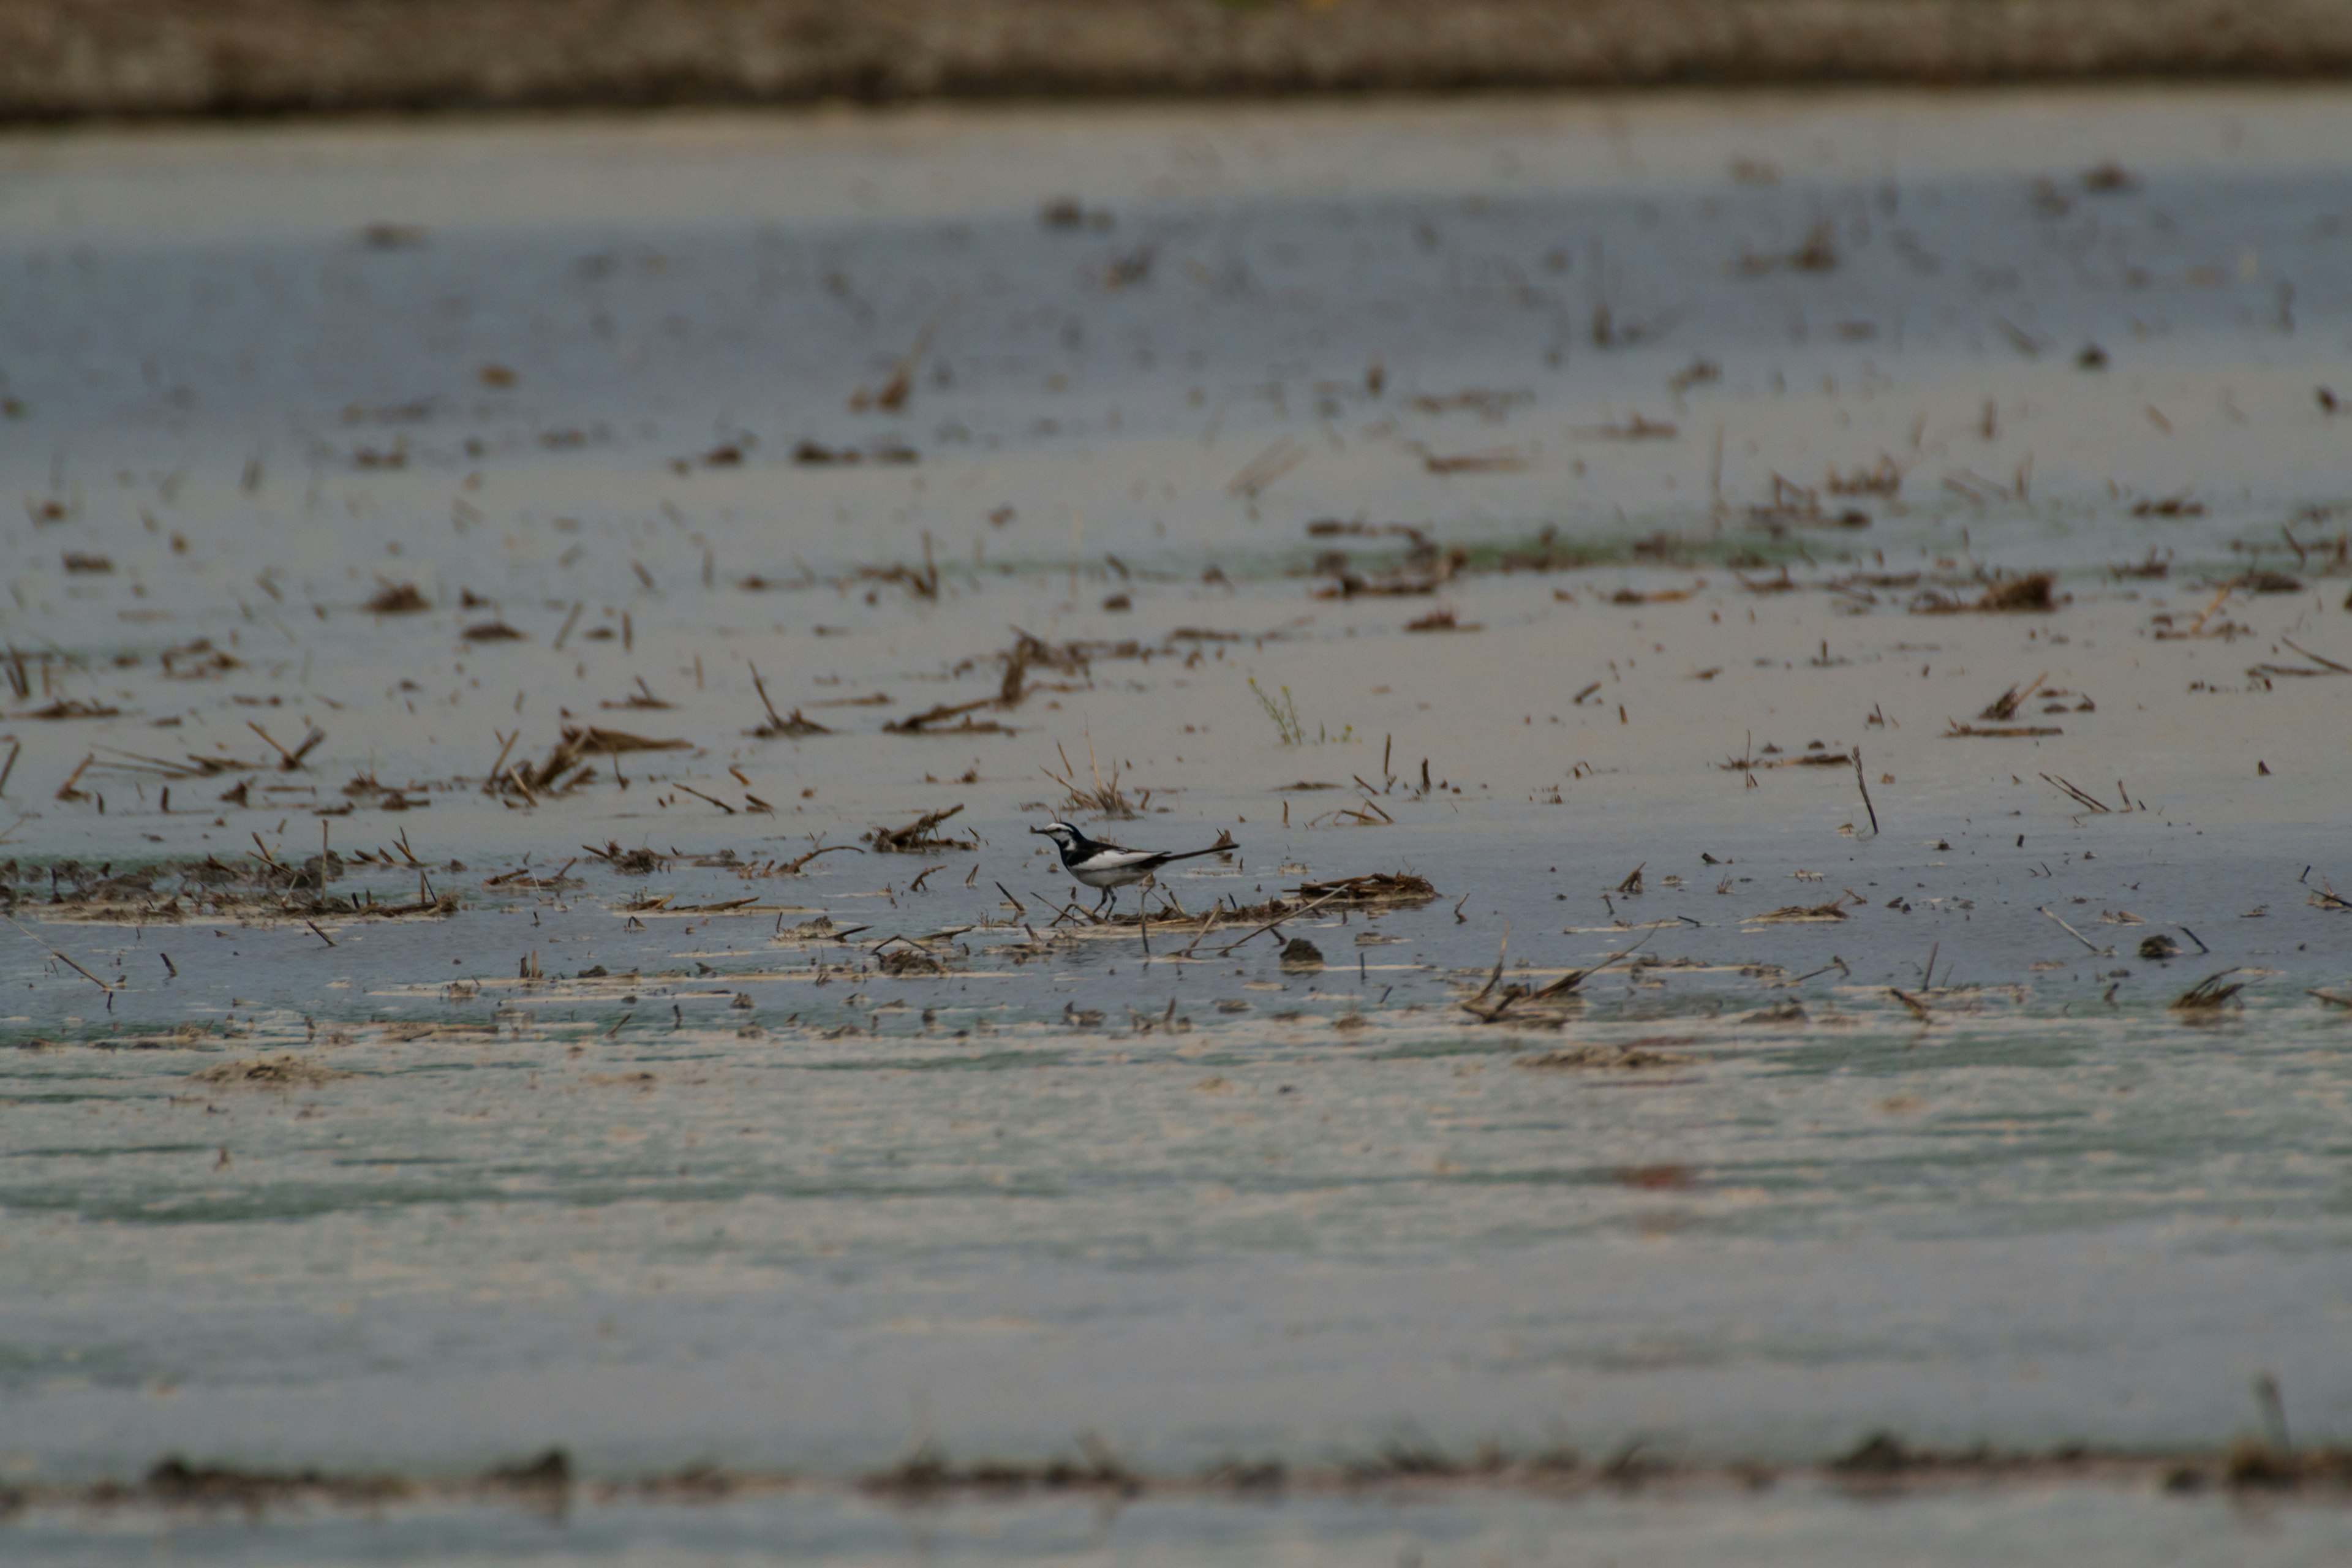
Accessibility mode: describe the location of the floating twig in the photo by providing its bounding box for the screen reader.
[671,783,736,815]
[2041,773,2113,813]
[2280,637,2350,675]
[4,912,112,992]
[2039,906,2113,956]
[1215,889,1347,957]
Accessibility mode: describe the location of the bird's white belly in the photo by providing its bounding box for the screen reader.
[1069,861,1154,888]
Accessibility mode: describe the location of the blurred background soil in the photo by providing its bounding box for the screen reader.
[6,0,2352,121]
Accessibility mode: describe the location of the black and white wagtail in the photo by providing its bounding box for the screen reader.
[1031,820,1234,914]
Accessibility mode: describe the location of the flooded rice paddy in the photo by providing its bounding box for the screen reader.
[2,86,2350,1561]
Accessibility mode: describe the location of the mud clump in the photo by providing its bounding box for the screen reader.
[1278,938,1324,971]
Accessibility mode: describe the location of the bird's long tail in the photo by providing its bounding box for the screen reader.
[1156,831,1237,865]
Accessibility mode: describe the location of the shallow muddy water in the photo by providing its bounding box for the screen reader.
[1,87,2350,1558]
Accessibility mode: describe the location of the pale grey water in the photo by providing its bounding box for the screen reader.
[2,88,2351,1558]
[13,1483,2352,1568]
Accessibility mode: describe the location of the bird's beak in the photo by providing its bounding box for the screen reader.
[1028,824,1049,835]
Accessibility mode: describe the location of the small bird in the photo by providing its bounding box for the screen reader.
[1031,820,1234,915]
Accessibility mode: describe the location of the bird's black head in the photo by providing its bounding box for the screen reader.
[1031,820,1081,849]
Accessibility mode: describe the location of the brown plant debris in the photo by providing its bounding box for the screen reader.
[2043,773,2115,813]
[2170,970,2245,1013]
[1313,536,1468,598]
[1824,456,1904,496]
[1744,473,1871,532]
[788,438,916,466]
[27,1433,2352,1515]
[601,677,673,711]
[1752,900,1850,922]
[1570,413,1679,441]
[1978,571,2057,611]
[1608,584,1702,605]
[884,698,1011,736]
[1041,739,1133,818]
[1227,435,1310,499]
[139,1456,414,1509]
[861,1437,1137,1499]
[1305,796,1394,828]
[566,726,688,755]
[159,639,244,679]
[584,842,666,875]
[1462,927,1653,1023]
[1943,720,2064,739]
[754,708,829,739]
[483,1449,573,1494]
[1408,388,1531,420]
[997,627,1090,706]
[744,665,830,739]
[80,747,262,785]
[848,320,934,415]
[852,538,941,601]
[247,722,326,771]
[189,1055,353,1088]
[1291,872,1438,907]
[365,580,430,614]
[1518,1040,1689,1070]
[1739,219,1841,274]
[1915,570,2060,614]
[493,726,687,801]
[17,850,466,924]
[1979,673,2048,721]
[20,698,119,720]
[876,944,949,976]
[867,804,975,853]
